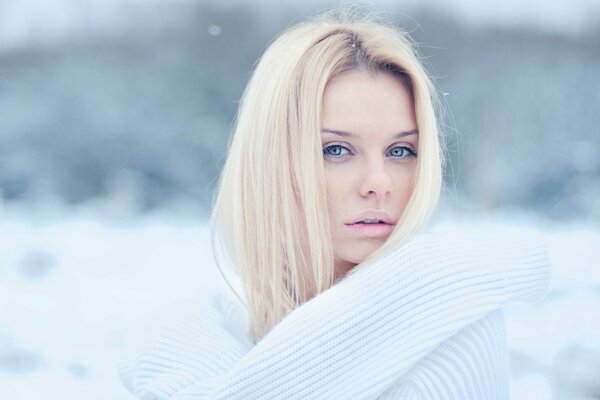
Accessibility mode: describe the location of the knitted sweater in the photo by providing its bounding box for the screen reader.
[119,225,552,400]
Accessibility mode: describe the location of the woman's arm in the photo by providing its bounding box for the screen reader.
[120,226,551,400]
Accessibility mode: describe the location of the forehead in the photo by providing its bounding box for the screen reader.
[321,70,416,137]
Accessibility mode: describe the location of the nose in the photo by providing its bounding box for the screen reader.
[359,159,393,200]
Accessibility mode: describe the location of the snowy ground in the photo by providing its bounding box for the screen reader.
[0,207,599,399]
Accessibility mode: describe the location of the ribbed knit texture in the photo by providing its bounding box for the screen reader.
[119,226,552,400]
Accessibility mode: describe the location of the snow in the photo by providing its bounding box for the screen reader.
[0,208,224,399]
[0,207,598,399]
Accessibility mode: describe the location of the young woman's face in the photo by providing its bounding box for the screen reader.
[321,70,418,278]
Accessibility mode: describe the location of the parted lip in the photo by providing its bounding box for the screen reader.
[346,210,396,225]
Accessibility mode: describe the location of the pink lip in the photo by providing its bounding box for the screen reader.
[345,222,395,238]
[344,209,396,238]
[347,209,396,225]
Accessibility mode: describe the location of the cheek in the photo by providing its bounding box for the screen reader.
[393,165,417,202]
[324,167,351,219]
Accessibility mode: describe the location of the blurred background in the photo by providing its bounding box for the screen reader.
[0,0,599,399]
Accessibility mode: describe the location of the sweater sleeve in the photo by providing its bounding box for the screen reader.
[377,309,510,400]
[119,226,551,400]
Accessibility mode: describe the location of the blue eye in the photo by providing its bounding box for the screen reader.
[387,146,416,159]
[323,144,351,158]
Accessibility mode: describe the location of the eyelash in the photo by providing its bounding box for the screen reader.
[322,144,417,160]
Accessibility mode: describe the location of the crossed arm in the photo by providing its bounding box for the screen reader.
[119,227,551,399]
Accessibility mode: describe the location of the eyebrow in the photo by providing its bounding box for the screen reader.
[320,128,419,139]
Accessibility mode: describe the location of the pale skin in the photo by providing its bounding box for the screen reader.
[320,69,419,279]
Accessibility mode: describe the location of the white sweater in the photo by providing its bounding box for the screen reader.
[119,226,552,399]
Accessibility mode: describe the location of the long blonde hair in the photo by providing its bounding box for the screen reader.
[211,9,444,343]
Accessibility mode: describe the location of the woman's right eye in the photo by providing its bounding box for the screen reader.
[323,144,351,158]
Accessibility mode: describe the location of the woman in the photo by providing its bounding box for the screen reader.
[119,10,551,399]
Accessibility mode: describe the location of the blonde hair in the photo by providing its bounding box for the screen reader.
[211,9,444,343]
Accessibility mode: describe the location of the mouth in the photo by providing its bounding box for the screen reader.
[344,220,395,238]
[347,210,396,225]
[353,219,389,224]
[344,210,396,238]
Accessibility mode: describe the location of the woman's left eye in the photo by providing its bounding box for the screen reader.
[387,146,416,158]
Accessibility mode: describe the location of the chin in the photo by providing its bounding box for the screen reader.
[339,239,386,266]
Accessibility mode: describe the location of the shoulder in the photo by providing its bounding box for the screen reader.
[118,291,252,398]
